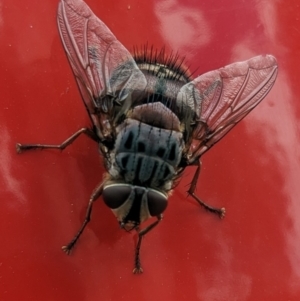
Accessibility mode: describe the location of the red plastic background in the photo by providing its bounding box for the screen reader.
[1,0,300,300]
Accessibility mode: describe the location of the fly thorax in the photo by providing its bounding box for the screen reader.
[109,118,184,190]
[131,49,196,120]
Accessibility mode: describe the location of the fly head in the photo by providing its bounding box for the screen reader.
[102,183,168,231]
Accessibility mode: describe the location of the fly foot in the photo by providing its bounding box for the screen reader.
[133,265,144,274]
[16,143,23,153]
[219,207,226,219]
[61,243,74,255]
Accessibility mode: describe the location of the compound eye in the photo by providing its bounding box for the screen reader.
[147,190,168,216]
[103,185,131,209]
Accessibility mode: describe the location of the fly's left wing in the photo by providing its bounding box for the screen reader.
[57,0,147,140]
[177,55,278,161]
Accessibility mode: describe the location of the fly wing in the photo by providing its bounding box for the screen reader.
[57,0,147,140]
[177,55,278,160]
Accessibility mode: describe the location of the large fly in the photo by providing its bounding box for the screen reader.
[16,0,278,273]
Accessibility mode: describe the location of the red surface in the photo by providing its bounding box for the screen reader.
[1,0,300,300]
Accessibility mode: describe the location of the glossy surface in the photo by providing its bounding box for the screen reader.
[1,0,300,300]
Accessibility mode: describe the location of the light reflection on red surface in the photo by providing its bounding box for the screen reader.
[155,1,212,54]
[1,0,300,300]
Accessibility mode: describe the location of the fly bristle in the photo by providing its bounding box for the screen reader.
[133,45,192,83]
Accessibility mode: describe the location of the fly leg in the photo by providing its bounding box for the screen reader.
[62,182,104,254]
[16,128,98,153]
[133,214,163,274]
[188,160,225,219]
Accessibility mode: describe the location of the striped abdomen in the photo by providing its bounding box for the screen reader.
[110,103,184,189]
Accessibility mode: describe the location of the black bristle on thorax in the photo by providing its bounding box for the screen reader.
[132,44,192,84]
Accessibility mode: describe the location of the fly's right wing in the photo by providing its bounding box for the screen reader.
[177,55,278,161]
[57,0,147,140]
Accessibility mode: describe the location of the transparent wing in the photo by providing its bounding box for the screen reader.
[177,55,278,160]
[57,0,147,139]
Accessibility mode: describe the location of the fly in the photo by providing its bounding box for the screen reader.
[16,0,278,273]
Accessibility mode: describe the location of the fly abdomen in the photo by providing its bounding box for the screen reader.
[117,119,183,165]
[110,118,184,189]
[115,152,174,187]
